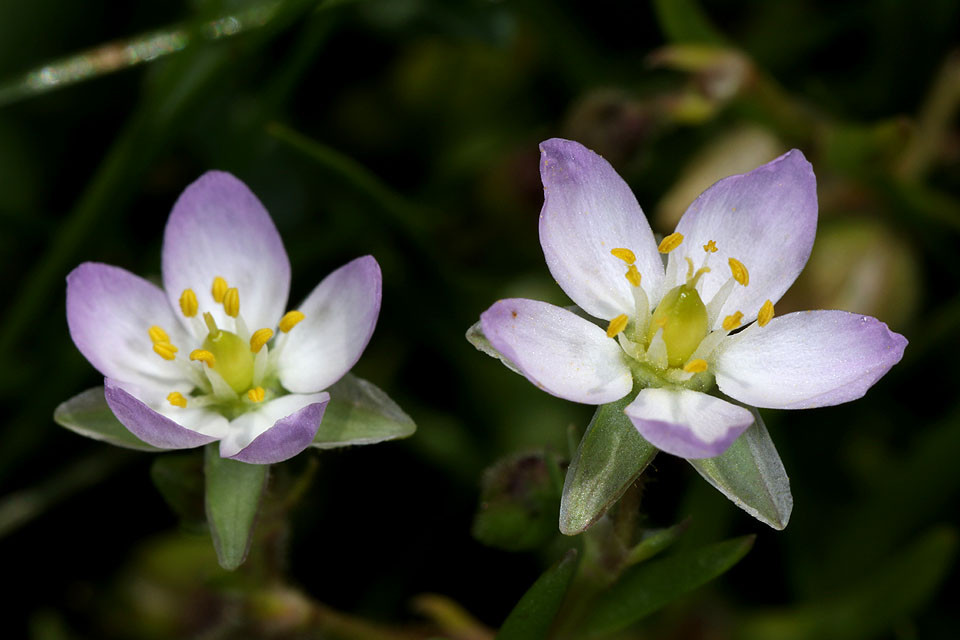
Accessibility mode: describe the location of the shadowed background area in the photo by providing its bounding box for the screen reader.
[1,0,958,638]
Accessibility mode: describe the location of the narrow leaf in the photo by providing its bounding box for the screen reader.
[151,452,205,524]
[687,407,792,529]
[497,549,579,640]
[585,535,755,635]
[652,0,728,45]
[311,374,416,449]
[466,319,521,374]
[560,396,657,535]
[624,519,691,567]
[204,445,268,570]
[54,386,160,452]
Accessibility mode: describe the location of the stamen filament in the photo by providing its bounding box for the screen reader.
[645,328,669,370]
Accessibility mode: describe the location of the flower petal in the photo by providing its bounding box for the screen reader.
[715,310,907,409]
[538,138,663,320]
[162,171,291,332]
[67,262,192,391]
[666,149,817,328]
[276,256,382,394]
[625,388,753,459]
[480,298,632,405]
[221,392,330,464]
[103,378,227,449]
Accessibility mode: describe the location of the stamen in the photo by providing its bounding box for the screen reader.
[610,247,636,264]
[685,256,695,281]
[223,287,240,318]
[203,312,220,336]
[758,300,775,327]
[153,342,178,360]
[658,232,684,254]
[279,310,305,333]
[703,240,718,253]
[625,265,642,287]
[606,314,629,338]
[729,258,749,286]
[148,326,169,344]
[683,359,708,373]
[167,391,188,408]
[212,276,228,303]
[179,289,199,318]
[722,311,744,331]
[250,328,274,353]
[190,349,216,367]
[247,386,265,403]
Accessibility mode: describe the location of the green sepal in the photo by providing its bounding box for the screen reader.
[203,445,268,571]
[54,386,160,452]
[151,451,205,525]
[497,549,579,640]
[310,374,416,449]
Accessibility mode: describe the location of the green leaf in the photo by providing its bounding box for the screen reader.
[687,407,792,529]
[560,396,657,535]
[497,549,579,640]
[624,519,690,567]
[652,0,728,45]
[151,452,205,524]
[466,319,521,374]
[584,535,755,635]
[54,387,160,452]
[311,374,416,449]
[204,445,268,571]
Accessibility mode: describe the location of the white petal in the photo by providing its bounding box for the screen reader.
[219,392,329,459]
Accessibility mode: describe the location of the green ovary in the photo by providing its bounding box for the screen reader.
[203,330,254,393]
[645,284,708,368]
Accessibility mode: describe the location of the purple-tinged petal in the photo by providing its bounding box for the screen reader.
[666,150,817,329]
[222,392,329,464]
[480,298,632,405]
[162,171,291,332]
[277,256,381,394]
[104,378,227,449]
[539,138,663,320]
[715,310,907,409]
[625,388,753,459]
[67,263,192,391]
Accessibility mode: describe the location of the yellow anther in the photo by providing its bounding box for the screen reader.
[729,257,749,286]
[606,313,629,338]
[247,386,266,403]
[625,265,642,287]
[658,232,684,254]
[211,276,228,303]
[223,287,240,318]
[703,240,718,253]
[190,349,216,368]
[758,299,775,327]
[148,325,169,344]
[250,328,274,353]
[279,310,305,333]
[683,359,708,373]
[610,247,636,265]
[722,311,744,331]
[179,288,198,318]
[153,342,178,360]
[167,391,187,408]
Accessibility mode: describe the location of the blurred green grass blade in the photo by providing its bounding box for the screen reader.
[624,519,690,567]
[560,396,657,535]
[584,535,755,636]
[204,445,268,570]
[310,373,416,449]
[496,549,579,640]
[652,0,728,45]
[740,527,957,640]
[688,407,792,530]
[54,386,160,452]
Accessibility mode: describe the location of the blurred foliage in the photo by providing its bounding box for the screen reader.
[2,0,959,638]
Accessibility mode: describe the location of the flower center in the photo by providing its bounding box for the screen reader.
[646,283,708,368]
[199,314,254,394]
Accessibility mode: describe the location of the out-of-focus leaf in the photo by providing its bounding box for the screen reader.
[739,527,958,640]
[624,520,690,567]
[151,452,205,524]
[466,319,521,374]
[311,374,416,449]
[54,387,160,452]
[652,0,727,46]
[473,453,562,551]
[497,549,579,640]
[204,445,268,571]
[560,396,657,535]
[688,407,792,529]
[584,535,755,635]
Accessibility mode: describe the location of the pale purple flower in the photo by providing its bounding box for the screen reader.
[479,139,906,459]
[66,171,381,464]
